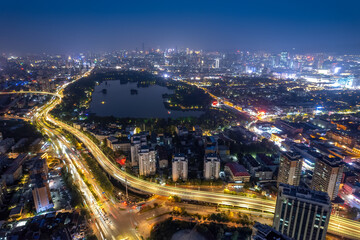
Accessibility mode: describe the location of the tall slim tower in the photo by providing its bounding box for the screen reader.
[278,152,303,186]
[130,135,141,166]
[273,184,331,240]
[214,58,220,69]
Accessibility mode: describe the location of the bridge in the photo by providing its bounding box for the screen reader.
[0,90,61,98]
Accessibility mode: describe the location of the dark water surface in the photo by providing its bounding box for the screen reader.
[89,80,204,118]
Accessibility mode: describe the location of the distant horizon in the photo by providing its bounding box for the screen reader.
[2,47,360,56]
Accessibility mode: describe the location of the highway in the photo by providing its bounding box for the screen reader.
[51,116,277,212]
[44,125,140,240]
[0,90,61,98]
[32,71,118,239]
[29,70,140,240]
[46,127,112,240]
[45,94,360,240]
[2,73,360,239]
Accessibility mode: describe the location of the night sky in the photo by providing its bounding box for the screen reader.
[1,0,360,53]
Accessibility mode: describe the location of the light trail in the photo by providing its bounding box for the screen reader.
[2,68,360,239]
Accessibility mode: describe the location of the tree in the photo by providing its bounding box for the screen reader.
[231,231,239,240]
[347,207,359,219]
[243,182,251,189]
[216,227,224,240]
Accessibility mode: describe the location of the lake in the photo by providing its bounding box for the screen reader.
[89,80,204,118]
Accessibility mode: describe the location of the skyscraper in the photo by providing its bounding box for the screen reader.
[138,146,156,176]
[311,156,344,200]
[172,153,188,181]
[280,52,289,67]
[278,152,303,187]
[203,153,220,180]
[273,184,331,240]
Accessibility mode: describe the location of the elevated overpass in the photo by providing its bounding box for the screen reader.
[0,90,61,98]
[2,81,360,239]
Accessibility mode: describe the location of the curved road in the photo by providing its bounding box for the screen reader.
[0,90,60,98]
[2,77,360,239]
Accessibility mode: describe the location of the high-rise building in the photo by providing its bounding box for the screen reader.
[280,52,289,67]
[66,56,72,69]
[130,133,147,166]
[36,70,52,92]
[311,156,344,200]
[138,146,156,176]
[270,55,279,68]
[172,153,188,181]
[273,184,331,240]
[214,58,220,68]
[278,152,303,186]
[203,153,220,180]
[317,54,324,69]
[130,142,140,166]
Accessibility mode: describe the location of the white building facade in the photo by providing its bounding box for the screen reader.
[172,153,188,181]
[204,153,220,180]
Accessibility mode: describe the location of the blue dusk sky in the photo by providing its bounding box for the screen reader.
[0,0,359,53]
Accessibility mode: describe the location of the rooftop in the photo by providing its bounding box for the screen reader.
[279,183,331,206]
[253,222,292,240]
[173,153,187,162]
[225,162,250,177]
[256,153,276,166]
[31,173,47,189]
[3,154,27,175]
[205,153,219,161]
[107,136,118,143]
[243,154,260,168]
[281,151,302,161]
[319,156,344,167]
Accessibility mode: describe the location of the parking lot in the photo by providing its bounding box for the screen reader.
[48,170,72,211]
